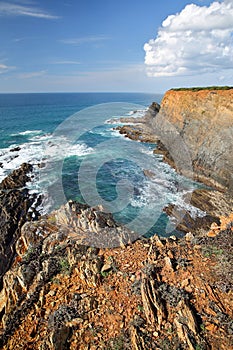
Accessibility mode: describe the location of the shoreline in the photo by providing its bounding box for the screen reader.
[0,90,232,349]
[113,103,233,236]
[0,166,232,348]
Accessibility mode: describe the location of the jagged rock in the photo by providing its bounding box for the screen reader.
[190,189,233,217]
[164,188,233,234]
[9,146,21,153]
[0,163,40,287]
[54,201,138,248]
[141,276,166,329]
[76,248,102,287]
[174,299,201,350]
[130,325,147,350]
[147,102,160,116]
[0,163,32,190]
[164,203,220,234]
[113,102,160,144]
[177,299,198,334]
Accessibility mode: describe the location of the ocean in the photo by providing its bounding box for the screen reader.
[0,92,204,238]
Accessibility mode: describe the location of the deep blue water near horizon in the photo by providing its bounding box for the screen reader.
[0,92,204,239]
[0,93,158,148]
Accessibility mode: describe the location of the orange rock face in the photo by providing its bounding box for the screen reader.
[158,89,233,190]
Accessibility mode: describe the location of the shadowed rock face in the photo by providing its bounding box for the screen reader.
[0,163,40,286]
[158,89,233,192]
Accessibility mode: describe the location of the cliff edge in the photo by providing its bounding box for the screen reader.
[158,88,233,191]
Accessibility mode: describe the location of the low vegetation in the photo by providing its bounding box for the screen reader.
[171,86,232,92]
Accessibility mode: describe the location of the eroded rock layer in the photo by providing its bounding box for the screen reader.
[158,88,233,191]
[0,205,232,349]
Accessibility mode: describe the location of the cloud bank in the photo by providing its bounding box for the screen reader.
[144,0,233,77]
[0,1,59,19]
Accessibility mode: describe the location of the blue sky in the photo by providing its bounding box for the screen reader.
[0,0,232,93]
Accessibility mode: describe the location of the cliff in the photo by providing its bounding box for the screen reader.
[0,89,233,349]
[157,88,233,191]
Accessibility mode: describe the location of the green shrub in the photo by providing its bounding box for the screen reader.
[171,86,232,92]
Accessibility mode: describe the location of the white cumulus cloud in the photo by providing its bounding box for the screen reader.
[144,0,233,77]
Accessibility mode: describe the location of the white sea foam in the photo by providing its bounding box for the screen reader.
[11,129,43,136]
[125,109,147,118]
[0,132,94,185]
[140,147,154,156]
[109,129,131,139]
[130,161,205,222]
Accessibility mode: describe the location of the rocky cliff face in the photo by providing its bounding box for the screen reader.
[0,164,41,287]
[0,88,233,348]
[158,89,233,191]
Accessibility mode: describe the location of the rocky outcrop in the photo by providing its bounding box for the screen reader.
[0,88,232,348]
[0,163,40,287]
[118,89,233,191]
[115,102,160,143]
[114,91,233,233]
[164,188,233,234]
[157,88,233,191]
[0,205,232,349]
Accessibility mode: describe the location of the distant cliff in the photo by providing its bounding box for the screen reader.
[157,88,233,191]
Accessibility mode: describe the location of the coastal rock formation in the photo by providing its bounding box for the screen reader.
[0,203,232,349]
[0,164,40,286]
[0,88,232,348]
[115,90,233,233]
[164,188,233,234]
[157,88,233,191]
[115,102,160,143]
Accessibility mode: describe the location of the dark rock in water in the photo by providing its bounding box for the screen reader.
[164,204,220,234]
[9,146,21,152]
[189,188,233,217]
[164,188,232,234]
[112,100,161,144]
[0,163,38,288]
[0,163,32,190]
[0,162,3,168]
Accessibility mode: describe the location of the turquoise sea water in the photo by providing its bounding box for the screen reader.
[0,93,204,238]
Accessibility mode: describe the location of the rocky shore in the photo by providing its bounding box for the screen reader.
[0,87,232,349]
[0,163,41,288]
[117,88,233,192]
[0,167,232,349]
[116,88,233,235]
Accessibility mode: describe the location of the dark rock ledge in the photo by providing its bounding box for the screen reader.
[0,163,41,287]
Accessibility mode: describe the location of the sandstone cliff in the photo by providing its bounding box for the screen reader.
[157,88,233,191]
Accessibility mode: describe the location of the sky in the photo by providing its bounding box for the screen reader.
[0,0,232,93]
